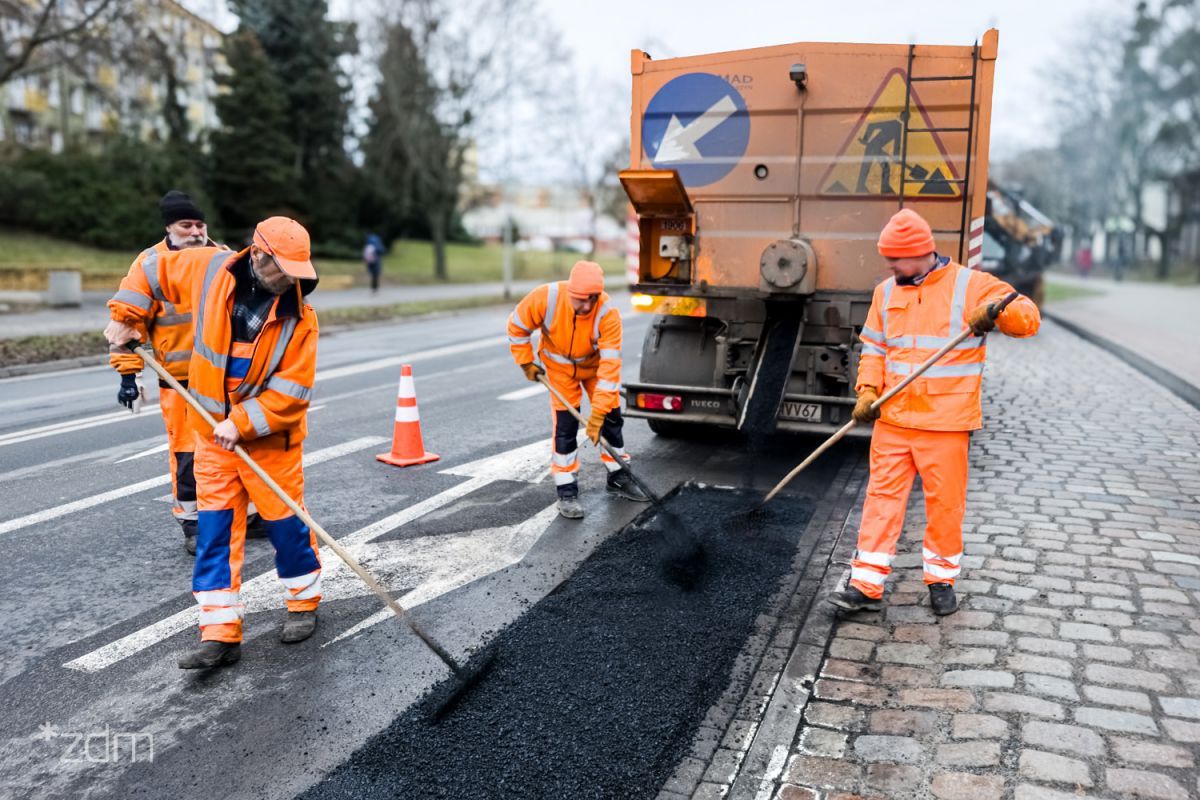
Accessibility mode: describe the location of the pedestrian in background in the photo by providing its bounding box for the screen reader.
[364,232,385,293]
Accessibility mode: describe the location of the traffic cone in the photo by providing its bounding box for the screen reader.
[376,364,439,467]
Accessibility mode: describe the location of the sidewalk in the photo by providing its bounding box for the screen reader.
[0,278,547,339]
[1044,273,1200,405]
[669,320,1200,800]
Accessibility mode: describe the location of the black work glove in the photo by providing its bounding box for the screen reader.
[118,373,142,410]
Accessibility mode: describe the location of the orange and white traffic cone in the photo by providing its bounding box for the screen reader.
[376,364,439,467]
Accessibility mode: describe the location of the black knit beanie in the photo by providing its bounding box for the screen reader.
[160,191,205,225]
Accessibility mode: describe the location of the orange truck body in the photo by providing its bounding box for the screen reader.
[621,31,999,435]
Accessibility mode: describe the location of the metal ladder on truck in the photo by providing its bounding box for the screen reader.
[896,41,980,265]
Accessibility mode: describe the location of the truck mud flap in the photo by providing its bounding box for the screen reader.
[736,316,801,435]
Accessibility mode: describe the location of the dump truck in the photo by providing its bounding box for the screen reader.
[980,180,1061,306]
[620,30,999,437]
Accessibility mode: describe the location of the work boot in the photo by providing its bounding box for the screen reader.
[280,610,318,643]
[827,585,884,612]
[180,519,197,556]
[177,640,241,669]
[557,496,584,520]
[929,583,958,616]
[245,511,268,540]
[606,470,651,502]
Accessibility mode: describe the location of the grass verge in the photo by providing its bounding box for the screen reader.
[1043,281,1106,304]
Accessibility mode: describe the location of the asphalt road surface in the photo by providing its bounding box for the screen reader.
[0,298,854,800]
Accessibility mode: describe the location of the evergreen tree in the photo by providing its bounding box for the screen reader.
[208,28,298,239]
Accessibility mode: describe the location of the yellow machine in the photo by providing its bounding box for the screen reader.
[621,31,999,436]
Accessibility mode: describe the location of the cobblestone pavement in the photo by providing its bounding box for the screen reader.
[670,320,1200,800]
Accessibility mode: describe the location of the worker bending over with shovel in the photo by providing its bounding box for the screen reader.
[105,216,321,669]
[509,260,650,519]
[108,191,218,555]
[829,209,1040,617]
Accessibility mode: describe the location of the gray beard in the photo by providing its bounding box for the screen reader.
[168,232,205,249]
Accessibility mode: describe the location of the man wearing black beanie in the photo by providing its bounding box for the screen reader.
[107,191,218,554]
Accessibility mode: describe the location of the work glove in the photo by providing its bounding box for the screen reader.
[520,361,545,383]
[851,387,881,424]
[118,373,145,413]
[965,302,1000,335]
[585,406,607,444]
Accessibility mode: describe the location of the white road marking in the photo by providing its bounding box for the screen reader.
[64,439,549,671]
[498,384,547,401]
[115,440,169,463]
[0,436,386,537]
[0,335,506,450]
[323,503,559,646]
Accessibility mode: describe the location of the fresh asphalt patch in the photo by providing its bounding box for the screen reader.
[299,482,815,799]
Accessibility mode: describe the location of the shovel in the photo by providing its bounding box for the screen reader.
[126,342,492,716]
[730,291,1020,529]
[535,373,707,587]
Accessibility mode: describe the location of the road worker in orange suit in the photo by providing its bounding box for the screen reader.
[829,209,1040,617]
[105,216,321,669]
[508,260,650,519]
[108,191,219,555]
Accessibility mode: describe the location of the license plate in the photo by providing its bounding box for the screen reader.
[780,401,822,423]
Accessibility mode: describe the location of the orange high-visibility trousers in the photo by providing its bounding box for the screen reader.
[850,420,969,599]
[158,386,197,526]
[191,433,321,643]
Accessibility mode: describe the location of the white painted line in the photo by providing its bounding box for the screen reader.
[115,440,169,463]
[0,364,110,384]
[498,384,547,401]
[0,435,386,537]
[0,335,505,450]
[64,439,549,671]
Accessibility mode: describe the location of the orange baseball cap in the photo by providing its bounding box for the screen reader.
[566,260,605,298]
[253,216,316,279]
[877,209,936,258]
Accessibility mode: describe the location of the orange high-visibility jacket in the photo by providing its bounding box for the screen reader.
[108,239,199,380]
[108,246,318,446]
[856,261,1039,432]
[508,282,623,413]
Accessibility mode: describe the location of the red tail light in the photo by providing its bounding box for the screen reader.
[636,393,683,412]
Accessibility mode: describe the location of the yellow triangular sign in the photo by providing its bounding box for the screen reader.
[819,69,961,198]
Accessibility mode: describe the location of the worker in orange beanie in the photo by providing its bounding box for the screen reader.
[508,260,650,519]
[829,208,1040,616]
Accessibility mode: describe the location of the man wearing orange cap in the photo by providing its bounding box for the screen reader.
[105,216,322,668]
[508,260,650,518]
[828,209,1040,616]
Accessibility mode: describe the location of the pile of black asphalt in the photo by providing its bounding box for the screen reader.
[299,483,814,800]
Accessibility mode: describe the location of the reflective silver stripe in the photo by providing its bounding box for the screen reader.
[860,325,884,345]
[849,567,887,585]
[242,397,272,436]
[949,267,972,334]
[924,561,961,579]
[141,250,166,301]
[508,335,531,345]
[886,335,913,348]
[265,376,312,401]
[198,607,244,625]
[162,299,176,316]
[923,362,985,378]
[861,342,885,357]
[508,312,532,334]
[592,302,613,340]
[879,278,895,338]
[163,350,192,363]
[596,379,619,392]
[551,451,578,467]
[598,348,620,359]
[553,471,578,486]
[193,250,234,356]
[886,360,912,375]
[156,312,192,327]
[542,282,559,332]
[188,387,224,415]
[112,289,153,310]
[923,548,963,565]
[239,317,300,398]
[544,350,587,365]
[193,339,227,369]
[856,550,894,567]
[886,333,984,351]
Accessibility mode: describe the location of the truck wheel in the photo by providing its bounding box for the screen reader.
[647,418,694,438]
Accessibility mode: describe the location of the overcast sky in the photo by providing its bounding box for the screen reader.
[196,0,1127,180]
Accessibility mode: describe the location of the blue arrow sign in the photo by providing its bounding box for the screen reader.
[642,73,750,187]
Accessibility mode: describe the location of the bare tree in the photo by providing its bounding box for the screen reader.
[365,0,566,280]
[0,0,123,86]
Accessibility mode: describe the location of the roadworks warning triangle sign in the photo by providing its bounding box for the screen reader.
[819,69,962,198]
